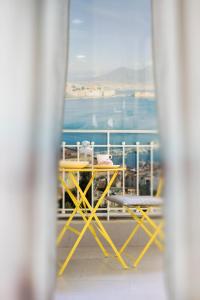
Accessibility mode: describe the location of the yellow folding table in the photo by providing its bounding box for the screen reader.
[57,166,128,276]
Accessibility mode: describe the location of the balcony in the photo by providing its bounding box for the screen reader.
[56,129,166,299]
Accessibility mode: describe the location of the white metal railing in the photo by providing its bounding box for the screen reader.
[58,129,161,220]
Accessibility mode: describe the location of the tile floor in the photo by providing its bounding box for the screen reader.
[55,246,167,300]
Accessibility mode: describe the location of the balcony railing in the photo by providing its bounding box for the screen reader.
[58,129,161,220]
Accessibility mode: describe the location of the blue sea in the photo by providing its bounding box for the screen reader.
[62,93,160,167]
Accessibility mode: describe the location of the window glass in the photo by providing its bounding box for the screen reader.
[59,0,160,213]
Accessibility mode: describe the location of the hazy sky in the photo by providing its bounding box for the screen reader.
[68,0,152,80]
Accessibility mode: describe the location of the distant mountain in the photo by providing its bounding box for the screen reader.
[68,66,154,84]
[91,66,153,84]
[68,71,95,82]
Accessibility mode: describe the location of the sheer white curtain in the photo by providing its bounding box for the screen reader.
[0,1,69,299]
[153,1,200,299]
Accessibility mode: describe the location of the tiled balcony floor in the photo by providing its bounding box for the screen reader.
[55,246,167,300]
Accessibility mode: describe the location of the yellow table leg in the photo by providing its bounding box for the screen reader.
[62,181,109,258]
[58,200,108,276]
[57,172,96,245]
[58,170,128,276]
[56,207,78,245]
[79,172,96,214]
[69,172,128,270]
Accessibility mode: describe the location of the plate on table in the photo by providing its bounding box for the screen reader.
[59,160,89,169]
[95,164,121,169]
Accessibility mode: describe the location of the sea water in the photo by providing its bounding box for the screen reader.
[62,94,160,167]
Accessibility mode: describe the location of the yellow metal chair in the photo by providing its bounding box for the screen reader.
[107,178,164,267]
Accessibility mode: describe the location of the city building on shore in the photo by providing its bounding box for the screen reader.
[133,90,155,99]
[66,83,116,98]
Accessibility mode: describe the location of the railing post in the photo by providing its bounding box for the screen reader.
[136,142,140,196]
[62,141,66,214]
[107,131,111,221]
[150,141,154,196]
[77,141,80,201]
[91,141,95,208]
[122,141,126,195]
[107,131,110,146]
[77,141,80,161]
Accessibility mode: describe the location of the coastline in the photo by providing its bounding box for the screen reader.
[65,93,128,100]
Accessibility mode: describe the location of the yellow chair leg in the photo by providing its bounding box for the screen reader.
[126,207,164,251]
[133,221,164,267]
[119,211,148,254]
[137,207,164,240]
